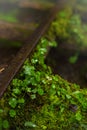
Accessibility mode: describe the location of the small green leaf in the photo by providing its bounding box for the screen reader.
[69,54,78,64]
[18,98,25,104]
[73,91,80,95]
[57,91,61,96]
[31,94,36,99]
[3,120,9,129]
[24,121,36,128]
[9,109,16,117]
[31,58,38,64]
[75,112,82,121]
[13,88,21,95]
[41,125,47,129]
[32,88,37,93]
[53,76,58,81]
[60,107,65,113]
[37,88,44,96]
[9,98,17,108]
[24,66,35,75]
[66,94,71,99]
[39,48,47,54]
[49,41,57,47]
[26,87,31,93]
[51,84,56,89]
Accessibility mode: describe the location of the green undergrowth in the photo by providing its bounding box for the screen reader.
[47,7,87,48]
[0,38,87,130]
[46,7,87,64]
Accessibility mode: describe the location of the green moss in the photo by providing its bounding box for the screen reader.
[47,7,87,49]
[0,37,87,129]
[0,5,87,129]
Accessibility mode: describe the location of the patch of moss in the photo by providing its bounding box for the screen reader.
[0,38,87,130]
[47,7,87,49]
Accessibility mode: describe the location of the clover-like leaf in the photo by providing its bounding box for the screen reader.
[9,98,17,108]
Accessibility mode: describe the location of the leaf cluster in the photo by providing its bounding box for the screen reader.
[0,32,87,130]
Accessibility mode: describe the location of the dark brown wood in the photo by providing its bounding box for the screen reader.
[0,3,64,98]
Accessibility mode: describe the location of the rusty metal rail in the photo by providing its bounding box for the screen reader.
[0,3,65,97]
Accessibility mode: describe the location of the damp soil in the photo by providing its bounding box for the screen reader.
[46,42,87,88]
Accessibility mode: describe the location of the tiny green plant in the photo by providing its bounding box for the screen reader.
[24,121,37,128]
[9,98,17,108]
[9,109,16,118]
[0,118,9,129]
[69,53,79,64]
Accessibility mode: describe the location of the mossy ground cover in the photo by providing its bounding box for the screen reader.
[0,7,87,130]
[0,38,87,130]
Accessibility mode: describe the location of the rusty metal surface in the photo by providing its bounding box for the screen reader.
[0,1,66,97]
